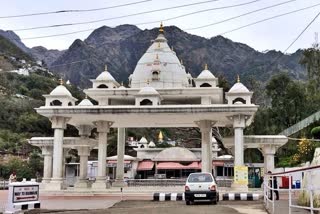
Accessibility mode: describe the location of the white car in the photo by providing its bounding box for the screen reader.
[184,172,219,205]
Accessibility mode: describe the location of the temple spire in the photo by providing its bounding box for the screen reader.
[159,22,164,34]
[237,74,240,83]
[104,64,108,71]
[204,64,208,70]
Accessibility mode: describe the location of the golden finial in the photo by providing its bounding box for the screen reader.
[159,22,164,33]
[158,42,161,48]
[59,78,63,85]
[204,64,208,70]
[104,64,108,71]
[237,75,240,83]
[180,59,183,65]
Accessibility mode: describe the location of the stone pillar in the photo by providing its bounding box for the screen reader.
[229,114,249,191]
[41,146,53,184]
[74,146,90,188]
[47,116,69,190]
[92,121,113,189]
[261,145,277,173]
[113,128,128,187]
[197,120,215,173]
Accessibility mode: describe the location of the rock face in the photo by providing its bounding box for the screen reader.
[30,46,64,66]
[50,25,306,88]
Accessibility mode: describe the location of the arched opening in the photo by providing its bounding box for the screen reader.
[200,83,212,87]
[188,79,192,85]
[140,145,145,148]
[232,97,246,104]
[50,100,62,106]
[68,102,73,106]
[97,84,108,88]
[140,99,153,106]
[152,71,160,80]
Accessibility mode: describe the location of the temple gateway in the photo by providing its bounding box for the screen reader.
[29,24,287,191]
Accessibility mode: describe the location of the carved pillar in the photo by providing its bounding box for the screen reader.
[92,121,113,189]
[196,120,215,173]
[41,146,53,183]
[47,116,69,190]
[261,145,277,173]
[113,127,128,187]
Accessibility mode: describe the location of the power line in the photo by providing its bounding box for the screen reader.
[219,4,320,36]
[261,10,320,71]
[13,0,220,32]
[185,0,299,31]
[134,0,261,26]
[39,4,320,69]
[21,0,301,41]
[0,0,152,19]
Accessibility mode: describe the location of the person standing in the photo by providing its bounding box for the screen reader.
[268,171,279,200]
[9,171,17,183]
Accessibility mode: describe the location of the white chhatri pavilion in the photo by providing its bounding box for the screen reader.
[29,24,287,191]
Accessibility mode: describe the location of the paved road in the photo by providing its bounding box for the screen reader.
[25,200,267,214]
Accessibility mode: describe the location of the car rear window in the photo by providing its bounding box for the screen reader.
[188,174,213,183]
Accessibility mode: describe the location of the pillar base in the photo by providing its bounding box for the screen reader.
[45,179,64,191]
[91,179,110,189]
[231,183,249,192]
[74,180,90,189]
[112,179,128,187]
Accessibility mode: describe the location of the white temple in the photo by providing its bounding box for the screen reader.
[29,24,287,191]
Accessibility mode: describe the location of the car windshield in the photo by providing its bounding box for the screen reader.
[188,174,213,183]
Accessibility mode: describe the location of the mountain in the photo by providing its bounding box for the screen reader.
[0,30,63,66]
[50,24,306,88]
[30,46,65,66]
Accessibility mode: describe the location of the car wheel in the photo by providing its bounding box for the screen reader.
[186,200,190,205]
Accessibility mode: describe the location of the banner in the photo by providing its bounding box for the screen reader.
[234,166,248,185]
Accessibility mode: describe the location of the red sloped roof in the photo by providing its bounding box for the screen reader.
[107,160,131,164]
[137,161,154,171]
[157,162,200,170]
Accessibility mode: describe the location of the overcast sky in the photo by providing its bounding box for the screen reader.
[1,0,320,53]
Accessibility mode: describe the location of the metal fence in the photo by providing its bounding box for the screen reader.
[125,178,233,187]
[264,165,320,214]
[0,180,8,190]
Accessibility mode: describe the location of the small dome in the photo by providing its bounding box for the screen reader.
[139,137,148,144]
[138,85,159,95]
[148,141,156,147]
[78,98,93,106]
[187,72,192,78]
[197,69,216,79]
[119,85,126,89]
[96,71,115,81]
[154,147,198,161]
[229,82,250,93]
[234,101,244,105]
[50,85,72,96]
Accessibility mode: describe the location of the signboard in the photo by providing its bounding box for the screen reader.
[106,163,132,168]
[13,185,39,203]
[234,166,248,185]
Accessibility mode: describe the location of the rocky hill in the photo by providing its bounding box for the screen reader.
[49,25,306,88]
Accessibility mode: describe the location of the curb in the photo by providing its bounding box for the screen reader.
[153,193,184,201]
[153,192,260,201]
[222,193,259,201]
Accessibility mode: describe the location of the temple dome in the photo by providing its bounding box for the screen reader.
[139,137,148,144]
[154,147,198,161]
[78,98,93,106]
[50,85,72,97]
[138,85,159,95]
[130,25,189,88]
[96,71,115,81]
[197,69,216,79]
[229,82,250,93]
